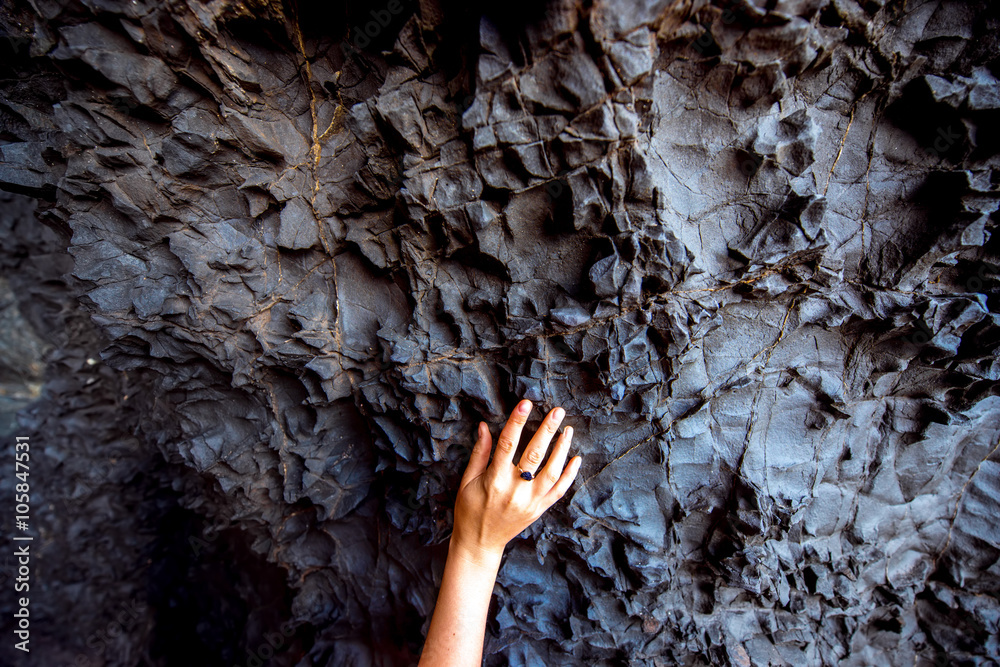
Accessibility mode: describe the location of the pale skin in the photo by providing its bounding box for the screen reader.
[418,399,582,667]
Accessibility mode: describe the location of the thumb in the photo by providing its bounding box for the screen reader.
[459,422,492,489]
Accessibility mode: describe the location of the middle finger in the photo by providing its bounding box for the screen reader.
[490,399,533,475]
[516,407,565,477]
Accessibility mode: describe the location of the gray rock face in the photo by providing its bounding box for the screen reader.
[1,0,998,664]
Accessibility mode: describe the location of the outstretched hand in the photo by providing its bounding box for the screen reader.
[419,400,582,667]
[450,400,582,566]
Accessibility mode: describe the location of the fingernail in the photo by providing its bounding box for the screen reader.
[565,426,573,438]
[518,400,531,415]
[554,407,565,421]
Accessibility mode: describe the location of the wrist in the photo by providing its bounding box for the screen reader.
[448,535,504,571]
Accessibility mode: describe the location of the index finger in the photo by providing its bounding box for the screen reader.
[489,400,533,475]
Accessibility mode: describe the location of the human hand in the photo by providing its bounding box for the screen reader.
[450,400,582,568]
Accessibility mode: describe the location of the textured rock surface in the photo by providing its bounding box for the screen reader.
[1,0,999,665]
[0,191,299,667]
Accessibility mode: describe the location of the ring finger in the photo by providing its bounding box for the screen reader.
[516,407,565,479]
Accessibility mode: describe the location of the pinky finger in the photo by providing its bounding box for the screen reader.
[543,456,582,506]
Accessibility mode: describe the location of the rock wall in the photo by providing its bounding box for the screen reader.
[1,0,998,664]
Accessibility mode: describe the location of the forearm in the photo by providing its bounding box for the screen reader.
[419,538,502,667]
[418,404,580,665]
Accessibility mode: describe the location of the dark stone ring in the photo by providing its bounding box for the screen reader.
[516,465,534,481]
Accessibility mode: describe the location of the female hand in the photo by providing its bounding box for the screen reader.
[450,399,582,566]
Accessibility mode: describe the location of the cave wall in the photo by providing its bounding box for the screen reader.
[1,0,999,665]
